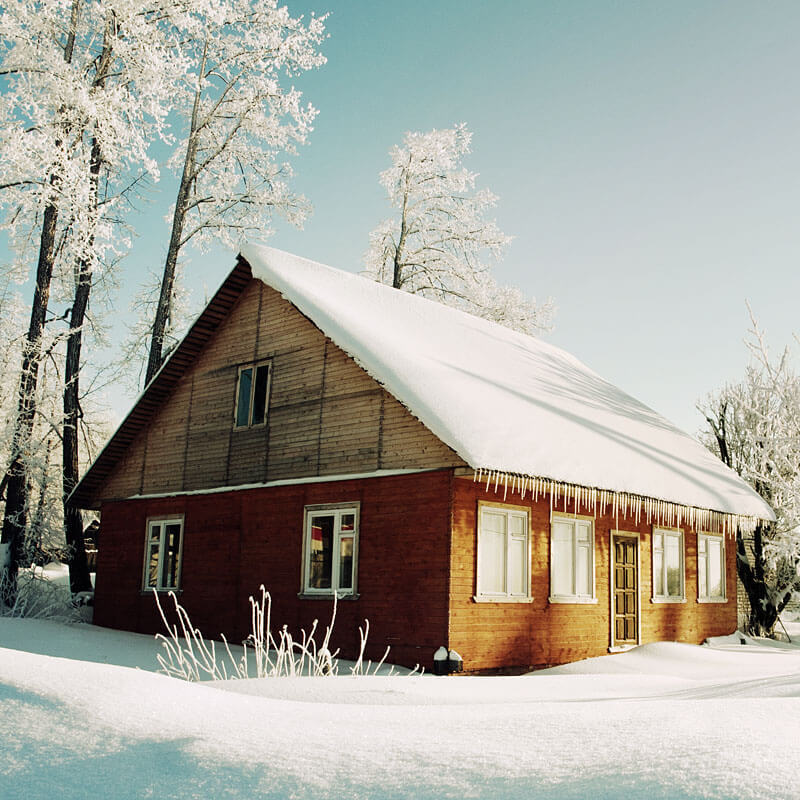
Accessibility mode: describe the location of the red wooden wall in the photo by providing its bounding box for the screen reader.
[94,470,453,670]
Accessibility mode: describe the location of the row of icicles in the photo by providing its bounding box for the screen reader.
[472,468,760,536]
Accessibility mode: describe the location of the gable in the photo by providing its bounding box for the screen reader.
[85,277,464,508]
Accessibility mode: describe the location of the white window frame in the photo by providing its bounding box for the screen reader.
[233,361,272,429]
[301,503,360,597]
[474,502,531,602]
[142,516,184,592]
[549,514,597,604]
[697,532,727,603]
[651,527,685,603]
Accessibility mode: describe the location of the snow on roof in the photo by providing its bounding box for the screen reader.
[241,244,774,521]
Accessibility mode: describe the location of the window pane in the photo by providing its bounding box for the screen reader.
[708,538,723,597]
[654,532,663,552]
[340,514,355,533]
[509,515,525,536]
[508,536,525,595]
[162,523,182,589]
[576,543,590,595]
[666,535,681,597]
[309,515,334,589]
[654,549,664,596]
[479,530,506,594]
[146,525,161,588]
[251,365,269,425]
[551,523,573,596]
[698,549,707,598]
[236,368,253,427]
[339,536,354,590]
[482,511,506,534]
[576,522,591,543]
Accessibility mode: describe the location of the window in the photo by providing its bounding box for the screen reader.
[698,533,726,602]
[234,362,271,428]
[652,528,684,601]
[476,504,530,600]
[549,515,595,602]
[143,517,183,591]
[302,505,359,596]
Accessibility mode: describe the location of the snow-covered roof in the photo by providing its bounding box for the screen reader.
[241,244,774,522]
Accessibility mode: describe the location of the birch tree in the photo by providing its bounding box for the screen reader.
[0,0,178,599]
[364,124,553,335]
[143,0,327,384]
[699,318,800,636]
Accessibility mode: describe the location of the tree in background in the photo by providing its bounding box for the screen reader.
[0,0,177,599]
[699,316,800,636]
[143,0,327,384]
[364,123,553,335]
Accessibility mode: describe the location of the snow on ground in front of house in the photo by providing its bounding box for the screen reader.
[2,619,800,799]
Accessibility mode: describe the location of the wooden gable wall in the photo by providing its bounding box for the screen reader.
[95,280,464,502]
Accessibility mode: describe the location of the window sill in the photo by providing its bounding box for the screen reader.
[608,644,636,653]
[472,595,533,604]
[697,596,727,604]
[650,597,686,604]
[140,588,182,596]
[297,592,360,601]
[548,596,598,604]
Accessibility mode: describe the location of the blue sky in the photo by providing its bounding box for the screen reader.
[7,0,800,435]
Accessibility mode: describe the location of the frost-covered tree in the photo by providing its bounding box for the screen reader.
[699,318,800,636]
[0,0,178,600]
[143,0,327,384]
[364,124,553,335]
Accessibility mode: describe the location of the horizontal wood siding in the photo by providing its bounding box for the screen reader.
[94,471,453,670]
[449,477,738,672]
[94,279,464,503]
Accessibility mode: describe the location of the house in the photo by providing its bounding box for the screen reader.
[70,246,774,673]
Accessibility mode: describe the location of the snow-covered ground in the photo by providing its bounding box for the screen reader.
[2,617,800,799]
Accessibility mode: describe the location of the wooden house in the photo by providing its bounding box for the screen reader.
[70,246,774,673]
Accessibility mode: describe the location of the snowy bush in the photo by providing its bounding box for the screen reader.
[154,585,412,681]
[0,562,84,621]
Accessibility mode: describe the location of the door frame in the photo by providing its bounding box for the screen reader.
[609,530,641,652]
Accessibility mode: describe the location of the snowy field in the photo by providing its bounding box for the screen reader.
[2,615,800,800]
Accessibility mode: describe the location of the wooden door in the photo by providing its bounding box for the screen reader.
[613,536,638,646]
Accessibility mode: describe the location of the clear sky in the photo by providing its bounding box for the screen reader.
[8,0,800,436]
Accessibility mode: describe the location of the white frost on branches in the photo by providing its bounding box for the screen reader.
[163,0,327,252]
[699,312,800,630]
[139,0,327,383]
[0,0,179,285]
[364,123,553,335]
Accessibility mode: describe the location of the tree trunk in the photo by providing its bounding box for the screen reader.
[62,58,108,594]
[63,252,93,594]
[1,0,83,607]
[737,524,779,636]
[145,66,205,386]
[1,201,59,605]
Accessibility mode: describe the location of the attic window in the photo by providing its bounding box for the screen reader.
[234,361,271,428]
